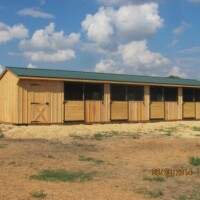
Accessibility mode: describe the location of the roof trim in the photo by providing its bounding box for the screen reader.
[4,66,200,87]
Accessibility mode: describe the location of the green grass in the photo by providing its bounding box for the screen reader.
[0,132,5,139]
[75,143,95,147]
[192,127,200,132]
[143,176,165,182]
[178,196,187,200]
[31,190,47,198]
[93,133,104,140]
[0,144,7,148]
[93,131,121,140]
[189,157,200,166]
[79,156,104,164]
[131,133,140,139]
[30,169,96,182]
[148,190,163,198]
[157,127,178,136]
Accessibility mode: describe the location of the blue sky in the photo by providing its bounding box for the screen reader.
[0,0,200,79]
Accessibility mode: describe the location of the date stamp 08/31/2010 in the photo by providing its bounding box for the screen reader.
[151,168,200,177]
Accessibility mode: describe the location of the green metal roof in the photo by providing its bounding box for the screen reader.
[4,66,200,87]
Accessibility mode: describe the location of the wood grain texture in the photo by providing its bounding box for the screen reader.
[128,101,146,121]
[178,87,183,120]
[64,101,84,121]
[18,79,64,124]
[183,102,195,118]
[165,102,178,120]
[0,70,18,123]
[150,102,165,119]
[111,101,128,120]
[196,103,200,119]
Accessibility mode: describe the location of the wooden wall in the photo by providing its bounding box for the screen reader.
[18,79,64,124]
[150,102,165,119]
[178,87,183,120]
[0,71,18,123]
[196,103,200,119]
[64,101,84,121]
[111,101,128,120]
[165,102,178,120]
[128,102,145,121]
[183,102,195,119]
[85,84,110,123]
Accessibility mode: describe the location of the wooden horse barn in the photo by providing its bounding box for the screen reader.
[1,66,200,125]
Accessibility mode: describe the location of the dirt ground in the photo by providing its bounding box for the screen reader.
[1,121,200,200]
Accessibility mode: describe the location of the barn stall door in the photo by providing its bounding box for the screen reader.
[110,84,128,121]
[28,82,50,123]
[183,88,195,119]
[150,87,165,119]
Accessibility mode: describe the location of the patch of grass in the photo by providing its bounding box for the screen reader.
[47,155,54,159]
[143,176,165,182]
[192,127,200,132]
[70,135,88,140]
[148,190,163,198]
[107,131,120,137]
[93,133,104,140]
[195,134,200,137]
[0,132,5,139]
[75,143,95,147]
[178,196,187,200]
[31,190,47,198]
[0,144,7,148]
[79,156,104,164]
[131,133,140,139]
[30,169,96,182]
[157,127,177,136]
[189,157,200,166]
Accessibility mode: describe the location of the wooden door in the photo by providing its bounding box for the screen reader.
[28,83,50,123]
[111,101,128,120]
[183,102,195,118]
[150,102,165,119]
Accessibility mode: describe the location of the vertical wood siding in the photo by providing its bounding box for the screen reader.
[85,84,111,123]
[178,87,183,120]
[18,79,64,124]
[0,71,18,123]
[196,103,200,119]
[165,102,178,120]
[128,101,146,121]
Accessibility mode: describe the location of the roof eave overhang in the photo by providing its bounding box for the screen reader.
[17,76,200,88]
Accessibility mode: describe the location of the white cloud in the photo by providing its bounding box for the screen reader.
[27,63,37,68]
[173,21,190,35]
[0,64,4,74]
[177,46,200,54]
[0,22,28,44]
[168,39,178,47]
[167,66,187,78]
[24,50,75,62]
[20,23,80,63]
[17,8,54,19]
[82,3,163,51]
[118,40,169,68]
[95,59,124,73]
[96,0,159,6]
